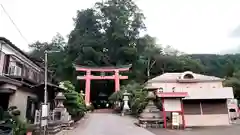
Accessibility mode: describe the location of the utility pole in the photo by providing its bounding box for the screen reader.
[41,51,48,135]
[41,50,60,135]
[44,52,48,105]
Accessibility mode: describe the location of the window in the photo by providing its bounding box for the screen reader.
[183,74,194,79]
[28,70,33,79]
[15,66,22,76]
[8,66,22,76]
[229,109,236,112]
[23,67,28,77]
[8,66,15,75]
[33,71,37,81]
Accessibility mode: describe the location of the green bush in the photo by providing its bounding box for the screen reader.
[108,82,149,115]
[1,106,28,135]
[12,118,28,135]
[59,81,87,119]
[129,89,148,115]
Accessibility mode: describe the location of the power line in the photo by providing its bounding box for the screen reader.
[0,4,29,44]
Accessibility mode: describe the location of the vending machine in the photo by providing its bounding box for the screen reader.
[227,99,239,121]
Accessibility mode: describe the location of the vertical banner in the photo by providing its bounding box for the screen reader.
[41,104,48,126]
[172,112,180,127]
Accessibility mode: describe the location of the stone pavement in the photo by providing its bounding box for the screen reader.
[65,113,155,135]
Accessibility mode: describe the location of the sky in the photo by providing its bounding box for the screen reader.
[1,0,240,54]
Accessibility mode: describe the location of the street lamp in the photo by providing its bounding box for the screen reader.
[41,50,60,135]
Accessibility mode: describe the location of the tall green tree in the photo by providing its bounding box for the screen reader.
[66,0,146,66]
[63,0,160,83]
[136,35,162,80]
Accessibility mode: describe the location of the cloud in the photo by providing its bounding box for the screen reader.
[230,25,240,38]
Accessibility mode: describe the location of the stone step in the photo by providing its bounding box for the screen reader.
[94,109,114,113]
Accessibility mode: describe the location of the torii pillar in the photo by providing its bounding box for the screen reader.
[75,65,131,105]
[85,70,91,105]
[114,70,120,91]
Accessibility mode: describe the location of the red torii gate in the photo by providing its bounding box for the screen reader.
[75,65,131,105]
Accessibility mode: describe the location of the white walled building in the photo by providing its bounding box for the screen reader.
[146,71,235,127]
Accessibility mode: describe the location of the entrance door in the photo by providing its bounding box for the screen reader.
[0,93,10,111]
[26,96,37,123]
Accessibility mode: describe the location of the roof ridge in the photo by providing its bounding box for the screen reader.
[0,37,43,70]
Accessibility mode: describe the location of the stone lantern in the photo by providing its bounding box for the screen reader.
[53,92,73,127]
[121,90,131,116]
[80,90,85,97]
[55,92,66,108]
[138,87,163,128]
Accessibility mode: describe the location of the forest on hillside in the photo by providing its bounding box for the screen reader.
[28,0,240,98]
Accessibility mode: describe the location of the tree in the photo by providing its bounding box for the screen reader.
[163,45,184,56]
[136,35,162,79]
[224,71,240,98]
[29,0,183,85]
[29,33,65,59]
[66,0,148,79]
[29,33,68,81]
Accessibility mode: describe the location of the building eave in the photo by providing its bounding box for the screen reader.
[0,75,23,86]
[148,79,224,83]
[31,82,64,92]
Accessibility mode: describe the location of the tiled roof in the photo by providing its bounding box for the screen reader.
[148,71,223,82]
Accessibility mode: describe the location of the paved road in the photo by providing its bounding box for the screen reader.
[67,113,155,135]
[62,113,240,135]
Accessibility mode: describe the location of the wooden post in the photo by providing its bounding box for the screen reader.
[181,99,185,129]
[162,97,167,128]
